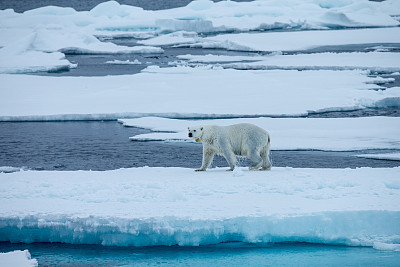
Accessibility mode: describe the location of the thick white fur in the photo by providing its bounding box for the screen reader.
[188,123,271,171]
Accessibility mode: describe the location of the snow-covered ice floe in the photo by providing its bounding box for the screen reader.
[1,67,399,120]
[178,52,400,72]
[0,166,399,248]
[1,0,399,73]
[120,116,400,151]
[186,28,400,52]
[0,250,38,267]
[105,59,142,65]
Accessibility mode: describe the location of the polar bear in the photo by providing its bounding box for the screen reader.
[188,123,271,171]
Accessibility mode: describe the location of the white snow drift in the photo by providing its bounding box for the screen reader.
[0,166,399,248]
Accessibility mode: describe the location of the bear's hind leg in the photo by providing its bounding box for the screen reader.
[248,150,263,171]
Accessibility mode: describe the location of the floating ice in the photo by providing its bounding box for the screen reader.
[0,166,25,173]
[356,153,400,161]
[105,59,142,65]
[0,250,38,267]
[0,67,398,120]
[119,116,400,151]
[1,0,399,72]
[0,166,399,247]
[190,28,400,52]
[178,52,400,72]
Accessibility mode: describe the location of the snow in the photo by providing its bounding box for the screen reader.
[1,0,399,73]
[138,31,198,46]
[1,68,399,120]
[0,29,162,73]
[0,0,400,253]
[0,250,38,267]
[191,28,400,52]
[105,59,142,65]
[0,166,26,173]
[0,166,399,247]
[119,116,400,151]
[178,52,400,72]
[356,153,400,161]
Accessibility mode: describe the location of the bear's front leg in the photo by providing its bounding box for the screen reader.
[195,149,215,171]
[220,141,237,171]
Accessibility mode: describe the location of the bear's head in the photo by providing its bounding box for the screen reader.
[188,126,203,142]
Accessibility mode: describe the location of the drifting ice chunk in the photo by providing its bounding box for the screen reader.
[0,250,38,267]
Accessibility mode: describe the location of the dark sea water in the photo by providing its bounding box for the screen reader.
[0,121,399,172]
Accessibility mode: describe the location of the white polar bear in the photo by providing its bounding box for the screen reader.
[188,123,271,171]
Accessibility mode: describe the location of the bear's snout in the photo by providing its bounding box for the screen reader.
[188,133,193,137]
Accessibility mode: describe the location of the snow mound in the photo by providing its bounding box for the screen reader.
[0,167,399,247]
[0,250,38,267]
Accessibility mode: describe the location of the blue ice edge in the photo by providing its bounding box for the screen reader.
[1,211,399,249]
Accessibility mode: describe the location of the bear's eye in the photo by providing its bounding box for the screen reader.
[194,130,196,132]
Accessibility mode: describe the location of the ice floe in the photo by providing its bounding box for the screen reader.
[1,0,399,73]
[105,59,142,65]
[190,28,400,52]
[119,116,400,151]
[1,67,398,120]
[0,166,399,247]
[0,250,38,267]
[178,52,400,72]
[356,153,400,161]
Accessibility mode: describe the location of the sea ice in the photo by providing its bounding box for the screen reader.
[356,153,400,161]
[119,116,400,151]
[178,52,400,72]
[1,68,398,120]
[192,28,400,52]
[0,250,38,267]
[105,59,142,65]
[0,166,399,247]
[1,0,399,73]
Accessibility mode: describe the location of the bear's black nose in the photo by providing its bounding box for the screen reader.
[189,133,192,137]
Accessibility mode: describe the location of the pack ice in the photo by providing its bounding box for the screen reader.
[0,167,399,249]
[1,0,399,73]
